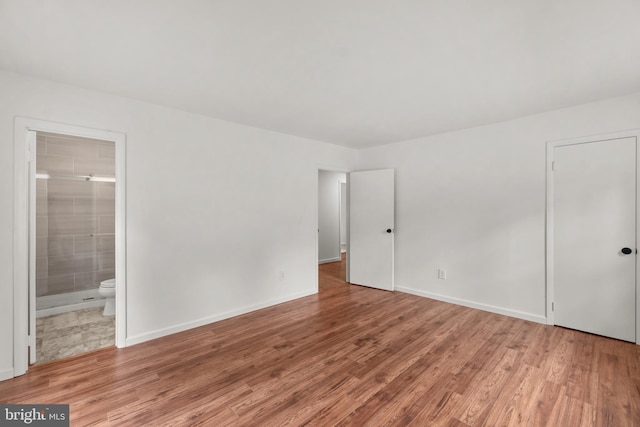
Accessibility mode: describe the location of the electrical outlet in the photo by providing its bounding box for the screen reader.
[438,268,447,280]
[279,271,285,281]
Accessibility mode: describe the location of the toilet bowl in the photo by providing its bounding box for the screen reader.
[99,278,116,316]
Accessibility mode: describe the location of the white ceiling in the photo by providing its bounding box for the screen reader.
[1,1,640,148]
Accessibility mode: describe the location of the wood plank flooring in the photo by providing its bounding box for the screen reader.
[1,257,639,426]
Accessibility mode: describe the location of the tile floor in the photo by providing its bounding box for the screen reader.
[35,307,115,364]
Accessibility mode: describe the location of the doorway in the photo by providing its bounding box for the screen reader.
[318,170,347,283]
[546,131,640,343]
[33,131,117,363]
[316,168,396,292]
[13,118,127,377]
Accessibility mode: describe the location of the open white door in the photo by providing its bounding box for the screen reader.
[552,136,636,342]
[27,130,37,364]
[349,169,394,291]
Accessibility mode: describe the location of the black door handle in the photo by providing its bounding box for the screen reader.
[621,247,633,255]
[386,229,393,233]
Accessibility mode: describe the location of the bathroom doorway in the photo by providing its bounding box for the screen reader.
[317,170,348,284]
[13,118,126,376]
[33,131,117,363]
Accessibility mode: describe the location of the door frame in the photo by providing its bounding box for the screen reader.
[13,117,127,376]
[317,170,347,265]
[545,129,640,344]
[316,167,351,290]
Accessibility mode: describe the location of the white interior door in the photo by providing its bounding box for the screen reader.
[27,130,37,364]
[349,169,394,291]
[553,137,636,342]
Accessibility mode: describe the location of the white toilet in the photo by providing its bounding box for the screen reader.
[99,278,116,316]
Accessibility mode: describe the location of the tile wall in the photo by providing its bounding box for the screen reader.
[36,132,116,297]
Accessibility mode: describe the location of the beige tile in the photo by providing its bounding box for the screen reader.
[73,197,95,215]
[96,182,115,199]
[46,136,99,159]
[81,255,100,273]
[42,132,111,146]
[48,236,74,258]
[36,134,47,154]
[75,269,114,288]
[48,215,97,236]
[36,179,48,217]
[36,256,48,279]
[48,195,74,216]
[98,142,116,159]
[98,198,116,215]
[75,271,115,290]
[48,254,97,276]
[43,137,75,157]
[36,278,48,297]
[44,275,75,295]
[95,270,115,284]
[74,272,100,290]
[36,216,48,237]
[36,236,48,258]
[48,179,95,197]
[46,311,79,328]
[36,154,74,175]
[35,307,114,364]
[99,235,115,252]
[99,216,115,234]
[73,235,99,254]
[74,157,115,177]
[74,197,115,216]
[47,255,81,277]
[99,252,115,271]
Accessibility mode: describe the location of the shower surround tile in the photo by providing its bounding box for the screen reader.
[42,275,76,295]
[46,136,100,159]
[74,157,116,177]
[36,179,48,216]
[47,179,95,197]
[48,215,97,236]
[73,235,100,254]
[47,195,74,216]
[98,142,115,159]
[36,216,48,237]
[99,235,115,252]
[74,197,114,215]
[96,182,115,199]
[99,216,115,234]
[36,132,115,298]
[36,154,74,175]
[48,236,74,258]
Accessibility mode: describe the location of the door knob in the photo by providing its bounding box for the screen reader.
[621,247,633,255]
[386,229,393,233]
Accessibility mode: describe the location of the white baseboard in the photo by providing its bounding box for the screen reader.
[125,289,317,347]
[319,257,341,264]
[396,286,546,324]
[0,368,14,381]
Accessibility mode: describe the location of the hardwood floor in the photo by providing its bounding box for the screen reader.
[2,257,639,426]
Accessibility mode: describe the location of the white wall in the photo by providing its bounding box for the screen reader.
[318,170,346,263]
[0,71,357,379]
[357,92,640,322]
[3,68,640,380]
